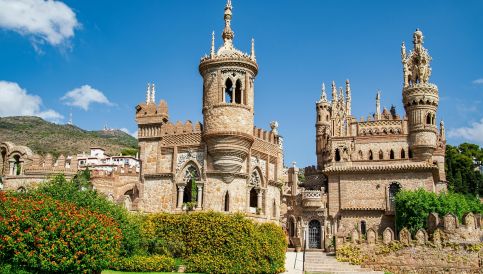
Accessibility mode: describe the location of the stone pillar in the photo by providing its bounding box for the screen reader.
[321,224,324,249]
[196,183,203,209]
[9,160,15,176]
[19,161,24,175]
[257,189,263,215]
[177,185,185,209]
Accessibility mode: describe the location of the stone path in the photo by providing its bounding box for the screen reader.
[283,251,384,274]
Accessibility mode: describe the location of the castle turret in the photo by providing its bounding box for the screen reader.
[199,0,258,182]
[316,83,331,169]
[402,29,439,161]
[345,79,351,116]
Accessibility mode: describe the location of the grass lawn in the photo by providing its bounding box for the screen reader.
[102,271,176,274]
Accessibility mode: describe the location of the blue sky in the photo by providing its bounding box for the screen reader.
[0,0,482,167]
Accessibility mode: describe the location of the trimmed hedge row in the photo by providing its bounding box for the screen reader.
[0,191,122,273]
[141,211,286,274]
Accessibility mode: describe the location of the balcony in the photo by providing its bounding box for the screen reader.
[302,190,324,208]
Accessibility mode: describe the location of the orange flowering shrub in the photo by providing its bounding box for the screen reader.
[0,191,122,273]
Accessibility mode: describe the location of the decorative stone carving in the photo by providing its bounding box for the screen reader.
[383,227,394,244]
[399,227,411,245]
[463,212,476,231]
[443,213,457,231]
[415,229,427,245]
[367,228,377,244]
[250,156,266,176]
[427,212,439,233]
[176,150,204,172]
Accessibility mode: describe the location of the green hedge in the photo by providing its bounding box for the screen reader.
[0,191,122,273]
[141,211,286,274]
[111,255,176,272]
[395,189,483,234]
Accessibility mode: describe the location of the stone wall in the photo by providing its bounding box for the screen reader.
[336,212,483,274]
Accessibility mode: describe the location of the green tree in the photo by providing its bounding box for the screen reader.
[445,143,483,196]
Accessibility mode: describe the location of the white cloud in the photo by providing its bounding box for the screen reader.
[120,128,138,139]
[0,80,63,122]
[61,85,113,110]
[448,118,483,145]
[0,0,79,46]
[472,78,483,84]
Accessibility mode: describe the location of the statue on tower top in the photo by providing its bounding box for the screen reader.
[402,28,432,87]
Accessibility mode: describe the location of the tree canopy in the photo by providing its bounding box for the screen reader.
[445,143,483,196]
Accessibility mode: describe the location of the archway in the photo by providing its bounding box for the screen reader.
[224,78,233,103]
[0,148,6,175]
[224,191,230,212]
[182,164,200,204]
[288,217,296,237]
[249,188,258,212]
[308,219,321,249]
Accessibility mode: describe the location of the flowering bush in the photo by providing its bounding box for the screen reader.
[111,255,175,272]
[0,191,122,273]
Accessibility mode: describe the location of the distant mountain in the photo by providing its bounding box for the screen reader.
[0,116,138,156]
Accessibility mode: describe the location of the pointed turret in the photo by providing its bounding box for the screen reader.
[319,83,328,103]
[222,0,234,49]
[210,31,215,57]
[250,38,256,61]
[146,83,151,104]
[376,90,381,120]
[150,83,156,103]
[345,79,351,116]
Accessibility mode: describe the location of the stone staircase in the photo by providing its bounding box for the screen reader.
[304,251,384,274]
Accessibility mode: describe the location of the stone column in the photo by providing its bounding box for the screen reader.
[257,189,263,215]
[9,160,15,176]
[196,183,203,209]
[320,224,324,249]
[177,185,185,209]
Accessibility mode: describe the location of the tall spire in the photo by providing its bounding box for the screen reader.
[222,0,234,49]
[250,38,256,61]
[151,83,156,103]
[331,81,337,102]
[376,90,381,120]
[211,31,215,57]
[320,82,327,102]
[345,79,351,116]
[146,82,151,104]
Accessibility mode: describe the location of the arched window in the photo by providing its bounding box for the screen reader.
[358,150,363,160]
[234,79,242,104]
[432,114,436,125]
[224,78,233,103]
[318,115,321,122]
[388,182,401,211]
[379,150,384,160]
[224,191,230,212]
[182,165,200,204]
[360,220,367,236]
[390,150,395,160]
[408,149,413,159]
[17,186,26,193]
[400,149,406,159]
[124,189,135,202]
[369,150,373,160]
[335,148,341,162]
[426,113,431,124]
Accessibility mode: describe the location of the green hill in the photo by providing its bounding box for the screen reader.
[0,116,138,157]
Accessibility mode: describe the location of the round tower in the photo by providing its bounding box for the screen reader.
[316,83,331,169]
[402,29,439,161]
[199,0,258,182]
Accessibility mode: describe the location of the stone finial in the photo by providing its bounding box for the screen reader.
[401,41,406,61]
[151,83,156,103]
[427,212,439,234]
[345,79,351,115]
[146,82,151,104]
[211,31,215,57]
[463,212,476,230]
[404,28,432,86]
[415,229,427,245]
[367,228,377,244]
[270,121,279,136]
[222,0,234,48]
[319,82,328,103]
[376,90,381,120]
[250,38,256,61]
[443,213,458,231]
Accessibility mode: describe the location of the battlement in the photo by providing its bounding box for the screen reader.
[90,166,139,178]
[160,121,203,135]
[252,126,278,145]
[135,100,169,125]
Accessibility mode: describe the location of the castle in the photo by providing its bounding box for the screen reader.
[0,1,447,250]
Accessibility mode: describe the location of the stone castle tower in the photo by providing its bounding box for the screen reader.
[200,0,258,183]
[401,29,439,161]
[134,0,284,219]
